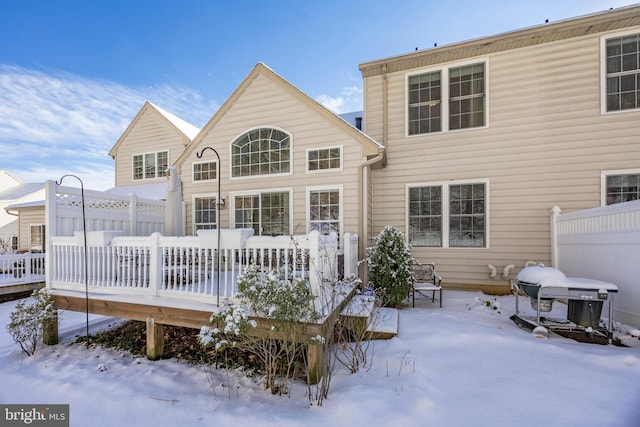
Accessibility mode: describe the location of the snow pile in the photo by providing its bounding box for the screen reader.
[1,290,640,427]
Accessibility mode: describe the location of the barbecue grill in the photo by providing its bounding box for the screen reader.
[511,265,618,343]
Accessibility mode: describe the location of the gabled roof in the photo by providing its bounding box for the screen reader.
[360,4,640,77]
[0,182,44,201]
[108,101,200,158]
[175,63,383,166]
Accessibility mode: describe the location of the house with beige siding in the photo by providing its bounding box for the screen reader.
[172,63,383,248]
[108,101,200,194]
[1,170,45,252]
[359,5,640,293]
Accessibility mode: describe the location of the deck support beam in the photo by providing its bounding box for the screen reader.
[146,317,164,360]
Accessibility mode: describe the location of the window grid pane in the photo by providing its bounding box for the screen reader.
[408,186,443,246]
[232,128,291,177]
[194,161,217,181]
[308,148,341,171]
[606,34,640,111]
[449,184,485,247]
[133,155,143,180]
[309,189,340,235]
[234,195,260,235]
[606,174,640,204]
[194,197,217,231]
[449,64,485,130]
[408,71,442,135]
[261,192,290,236]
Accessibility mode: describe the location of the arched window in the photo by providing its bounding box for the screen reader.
[231,128,291,177]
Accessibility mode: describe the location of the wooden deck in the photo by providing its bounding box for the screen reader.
[47,286,359,384]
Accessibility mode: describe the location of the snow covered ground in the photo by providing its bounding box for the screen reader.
[1,290,639,427]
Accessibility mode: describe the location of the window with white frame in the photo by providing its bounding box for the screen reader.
[308,187,341,235]
[193,160,217,182]
[193,196,218,231]
[408,181,487,248]
[408,62,486,135]
[307,146,342,172]
[604,32,640,112]
[30,224,45,252]
[604,171,640,204]
[233,190,290,236]
[133,151,168,180]
[231,128,291,177]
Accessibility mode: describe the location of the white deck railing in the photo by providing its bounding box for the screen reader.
[48,230,357,313]
[0,252,46,286]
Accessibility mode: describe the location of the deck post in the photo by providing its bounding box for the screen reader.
[307,340,323,385]
[146,317,164,360]
[43,311,59,345]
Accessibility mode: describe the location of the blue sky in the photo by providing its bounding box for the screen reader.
[1,0,637,190]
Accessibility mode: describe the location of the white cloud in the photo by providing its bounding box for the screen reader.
[0,65,218,190]
[316,85,363,114]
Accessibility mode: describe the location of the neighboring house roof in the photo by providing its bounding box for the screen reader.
[105,182,169,200]
[359,4,640,77]
[0,182,45,201]
[108,101,201,158]
[175,63,383,166]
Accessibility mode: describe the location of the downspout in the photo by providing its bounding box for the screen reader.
[359,147,385,278]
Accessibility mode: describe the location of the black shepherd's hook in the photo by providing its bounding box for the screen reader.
[196,147,222,307]
[57,174,90,347]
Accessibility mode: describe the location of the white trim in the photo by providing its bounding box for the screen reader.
[305,184,344,235]
[229,125,294,180]
[192,159,219,184]
[405,179,490,249]
[405,58,489,137]
[600,28,640,115]
[305,145,344,173]
[601,168,640,205]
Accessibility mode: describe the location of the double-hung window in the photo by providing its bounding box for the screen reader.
[233,190,291,236]
[133,151,168,180]
[604,32,640,112]
[30,224,45,252]
[408,181,487,248]
[193,196,218,231]
[603,170,640,204]
[408,62,486,135]
[308,186,342,235]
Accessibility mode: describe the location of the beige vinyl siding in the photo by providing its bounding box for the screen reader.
[181,73,366,238]
[17,208,45,252]
[113,108,188,187]
[368,29,640,290]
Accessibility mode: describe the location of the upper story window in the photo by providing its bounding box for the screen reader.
[231,128,291,178]
[133,151,168,180]
[408,62,486,135]
[307,146,342,172]
[605,32,640,112]
[193,161,217,182]
[408,181,487,248]
[603,170,640,205]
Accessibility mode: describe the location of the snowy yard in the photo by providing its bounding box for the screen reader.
[1,290,639,427]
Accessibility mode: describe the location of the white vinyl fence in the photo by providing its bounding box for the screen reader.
[551,200,640,327]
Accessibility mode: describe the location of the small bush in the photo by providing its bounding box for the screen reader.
[7,288,57,356]
[365,225,414,308]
